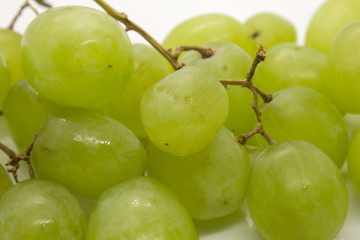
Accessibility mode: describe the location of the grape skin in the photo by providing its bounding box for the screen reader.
[180,41,256,136]
[86,177,198,240]
[306,0,360,53]
[21,6,134,108]
[0,179,86,239]
[259,86,349,168]
[244,12,296,53]
[140,66,228,156]
[96,44,169,141]
[147,127,250,220]
[0,54,10,111]
[0,165,12,199]
[248,140,348,240]
[0,29,24,86]
[254,43,328,95]
[162,13,253,55]
[31,109,146,199]
[327,21,360,114]
[3,80,64,151]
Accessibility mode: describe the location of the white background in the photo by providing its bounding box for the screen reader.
[2,1,360,240]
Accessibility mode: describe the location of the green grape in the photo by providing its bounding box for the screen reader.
[162,14,253,55]
[21,6,134,108]
[31,109,146,199]
[344,113,360,140]
[259,86,349,168]
[96,44,169,141]
[3,80,64,151]
[86,176,198,240]
[326,21,360,114]
[254,43,328,95]
[147,127,250,220]
[0,165,12,199]
[347,128,360,195]
[306,0,360,53]
[0,179,86,239]
[0,29,23,85]
[244,12,296,53]
[247,140,348,240]
[140,66,228,156]
[180,41,255,136]
[0,54,10,111]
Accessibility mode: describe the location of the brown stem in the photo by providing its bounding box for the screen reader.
[34,0,52,8]
[0,134,37,182]
[235,44,276,146]
[94,0,213,71]
[170,45,215,62]
[8,0,39,30]
[218,79,273,103]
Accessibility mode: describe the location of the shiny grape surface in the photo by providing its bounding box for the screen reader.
[181,42,255,136]
[0,29,24,85]
[141,66,228,156]
[147,127,250,220]
[327,21,360,114]
[86,177,198,240]
[31,109,146,199]
[248,140,348,240]
[21,6,134,108]
[259,86,349,168]
[347,128,360,195]
[0,179,86,239]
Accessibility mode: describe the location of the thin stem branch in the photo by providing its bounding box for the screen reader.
[34,0,52,8]
[93,0,213,70]
[8,0,39,30]
[234,45,276,146]
[0,134,37,183]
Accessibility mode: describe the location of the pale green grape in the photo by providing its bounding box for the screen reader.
[96,44,169,141]
[258,86,349,168]
[162,14,253,55]
[247,140,348,240]
[21,6,134,108]
[147,127,250,220]
[344,113,360,140]
[180,41,255,136]
[86,176,198,240]
[244,12,296,53]
[0,179,86,239]
[347,128,360,195]
[326,21,360,114]
[0,29,23,85]
[0,165,12,199]
[254,43,328,95]
[140,66,228,156]
[31,109,146,199]
[3,80,64,151]
[306,0,360,53]
[0,54,10,111]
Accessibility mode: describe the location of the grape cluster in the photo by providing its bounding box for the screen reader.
[0,0,360,239]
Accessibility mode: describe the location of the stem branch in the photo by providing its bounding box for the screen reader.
[8,0,39,30]
[0,134,37,183]
[93,0,213,70]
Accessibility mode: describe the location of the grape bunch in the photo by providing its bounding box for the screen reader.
[0,0,360,239]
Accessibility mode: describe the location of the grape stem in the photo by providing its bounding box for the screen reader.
[7,0,39,30]
[0,135,37,183]
[34,0,52,8]
[221,45,276,146]
[93,0,214,70]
